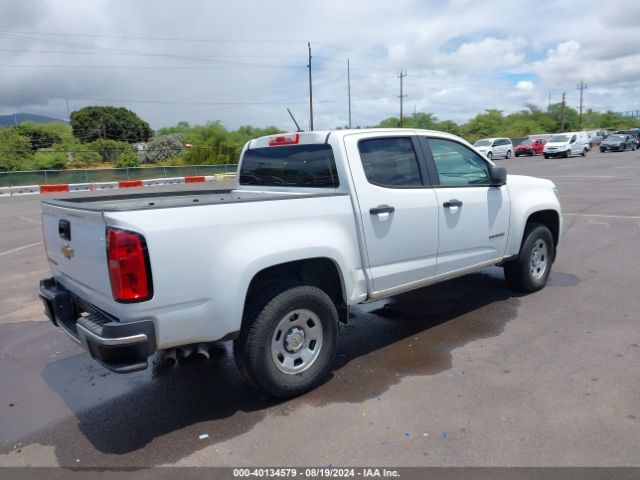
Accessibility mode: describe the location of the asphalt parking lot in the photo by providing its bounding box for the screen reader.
[0,149,639,468]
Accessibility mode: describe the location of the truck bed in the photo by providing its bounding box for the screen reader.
[41,188,343,212]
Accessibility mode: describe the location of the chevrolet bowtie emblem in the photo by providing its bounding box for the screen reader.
[61,244,74,259]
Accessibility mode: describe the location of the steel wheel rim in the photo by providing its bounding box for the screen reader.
[530,238,549,280]
[271,308,323,374]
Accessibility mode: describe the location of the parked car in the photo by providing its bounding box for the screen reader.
[543,132,589,158]
[39,128,562,398]
[473,137,513,160]
[515,138,546,156]
[600,134,637,152]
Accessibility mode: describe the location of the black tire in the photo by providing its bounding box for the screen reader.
[486,151,493,160]
[544,154,549,159]
[504,223,555,293]
[506,149,512,159]
[600,149,605,153]
[234,284,339,398]
[563,150,570,158]
[581,148,587,157]
[529,150,534,156]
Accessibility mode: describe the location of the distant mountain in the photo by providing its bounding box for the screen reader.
[0,113,68,126]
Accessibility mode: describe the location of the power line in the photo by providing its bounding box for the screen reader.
[308,42,314,131]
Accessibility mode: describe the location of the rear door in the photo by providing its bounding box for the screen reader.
[419,136,510,275]
[343,133,439,295]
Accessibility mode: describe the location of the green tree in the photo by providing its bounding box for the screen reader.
[15,121,63,151]
[547,103,579,132]
[405,112,439,129]
[435,120,461,136]
[88,139,131,163]
[70,106,153,143]
[463,109,506,142]
[0,128,33,171]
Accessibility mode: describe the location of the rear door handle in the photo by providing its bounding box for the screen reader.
[370,205,395,215]
[443,199,463,208]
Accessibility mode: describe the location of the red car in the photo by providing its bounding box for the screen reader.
[514,138,546,156]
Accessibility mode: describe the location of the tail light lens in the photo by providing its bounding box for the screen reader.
[107,228,153,302]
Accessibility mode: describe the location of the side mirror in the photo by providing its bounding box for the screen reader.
[490,166,507,187]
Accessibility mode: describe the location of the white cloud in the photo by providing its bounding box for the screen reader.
[0,0,639,130]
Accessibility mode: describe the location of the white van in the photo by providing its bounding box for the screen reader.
[543,132,589,158]
[472,138,513,159]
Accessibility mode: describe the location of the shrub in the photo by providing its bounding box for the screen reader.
[139,134,185,163]
[116,151,140,168]
[0,128,33,171]
[69,150,102,168]
[34,151,68,170]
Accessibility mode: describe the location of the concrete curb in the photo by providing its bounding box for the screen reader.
[0,174,232,198]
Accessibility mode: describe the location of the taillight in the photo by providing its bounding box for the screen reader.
[268,133,299,146]
[107,228,153,302]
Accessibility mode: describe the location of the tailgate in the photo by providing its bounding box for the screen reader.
[42,202,113,301]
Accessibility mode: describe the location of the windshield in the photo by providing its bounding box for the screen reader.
[519,140,533,145]
[606,135,624,141]
[549,135,569,142]
[473,140,492,147]
[240,144,339,188]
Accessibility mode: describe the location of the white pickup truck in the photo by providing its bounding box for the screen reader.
[39,129,562,397]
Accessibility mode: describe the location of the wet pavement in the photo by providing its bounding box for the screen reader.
[1,154,639,467]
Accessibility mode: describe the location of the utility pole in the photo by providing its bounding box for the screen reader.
[65,98,71,120]
[577,80,588,129]
[560,92,566,132]
[398,70,407,127]
[347,59,352,129]
[548,91,551,112]
[307,42,314,131]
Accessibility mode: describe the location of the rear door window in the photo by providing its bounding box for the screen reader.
[358,137,423,188]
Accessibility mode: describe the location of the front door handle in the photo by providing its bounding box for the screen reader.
[443,199,463,208]
[370,205,395,215]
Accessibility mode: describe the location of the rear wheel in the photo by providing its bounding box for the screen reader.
[504,223,554,293]
[506,149,512,159]
[234,284,339,398]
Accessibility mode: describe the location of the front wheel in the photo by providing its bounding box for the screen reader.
[234,285,339,398]
[581,148,587,157]
[504,223,555,293]
[544,154,549,159]
[486,151,493,160]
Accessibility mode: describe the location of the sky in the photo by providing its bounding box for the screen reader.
[1,0,639,131]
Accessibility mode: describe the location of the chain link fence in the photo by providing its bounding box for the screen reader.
[0,164,237,187]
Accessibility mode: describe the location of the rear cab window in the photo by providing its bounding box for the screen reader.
[240,144,339,188]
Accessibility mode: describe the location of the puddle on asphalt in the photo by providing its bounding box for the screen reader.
[2,270,524,466]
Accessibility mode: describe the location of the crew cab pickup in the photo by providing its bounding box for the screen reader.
[39,129,562,397]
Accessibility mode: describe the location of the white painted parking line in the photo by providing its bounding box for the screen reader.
[18,216,41,225]
[0,241,43,257]
[563,213,640,220]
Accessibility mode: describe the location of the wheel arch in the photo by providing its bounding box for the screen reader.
[241,257,347,331]
[525,209,560,259]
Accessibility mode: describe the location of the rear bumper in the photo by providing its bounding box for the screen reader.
[39,278,156,373]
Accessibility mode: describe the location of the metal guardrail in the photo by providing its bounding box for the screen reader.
[0,164,237,187]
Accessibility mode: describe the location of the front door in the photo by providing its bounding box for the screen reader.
[421,136,510,275]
